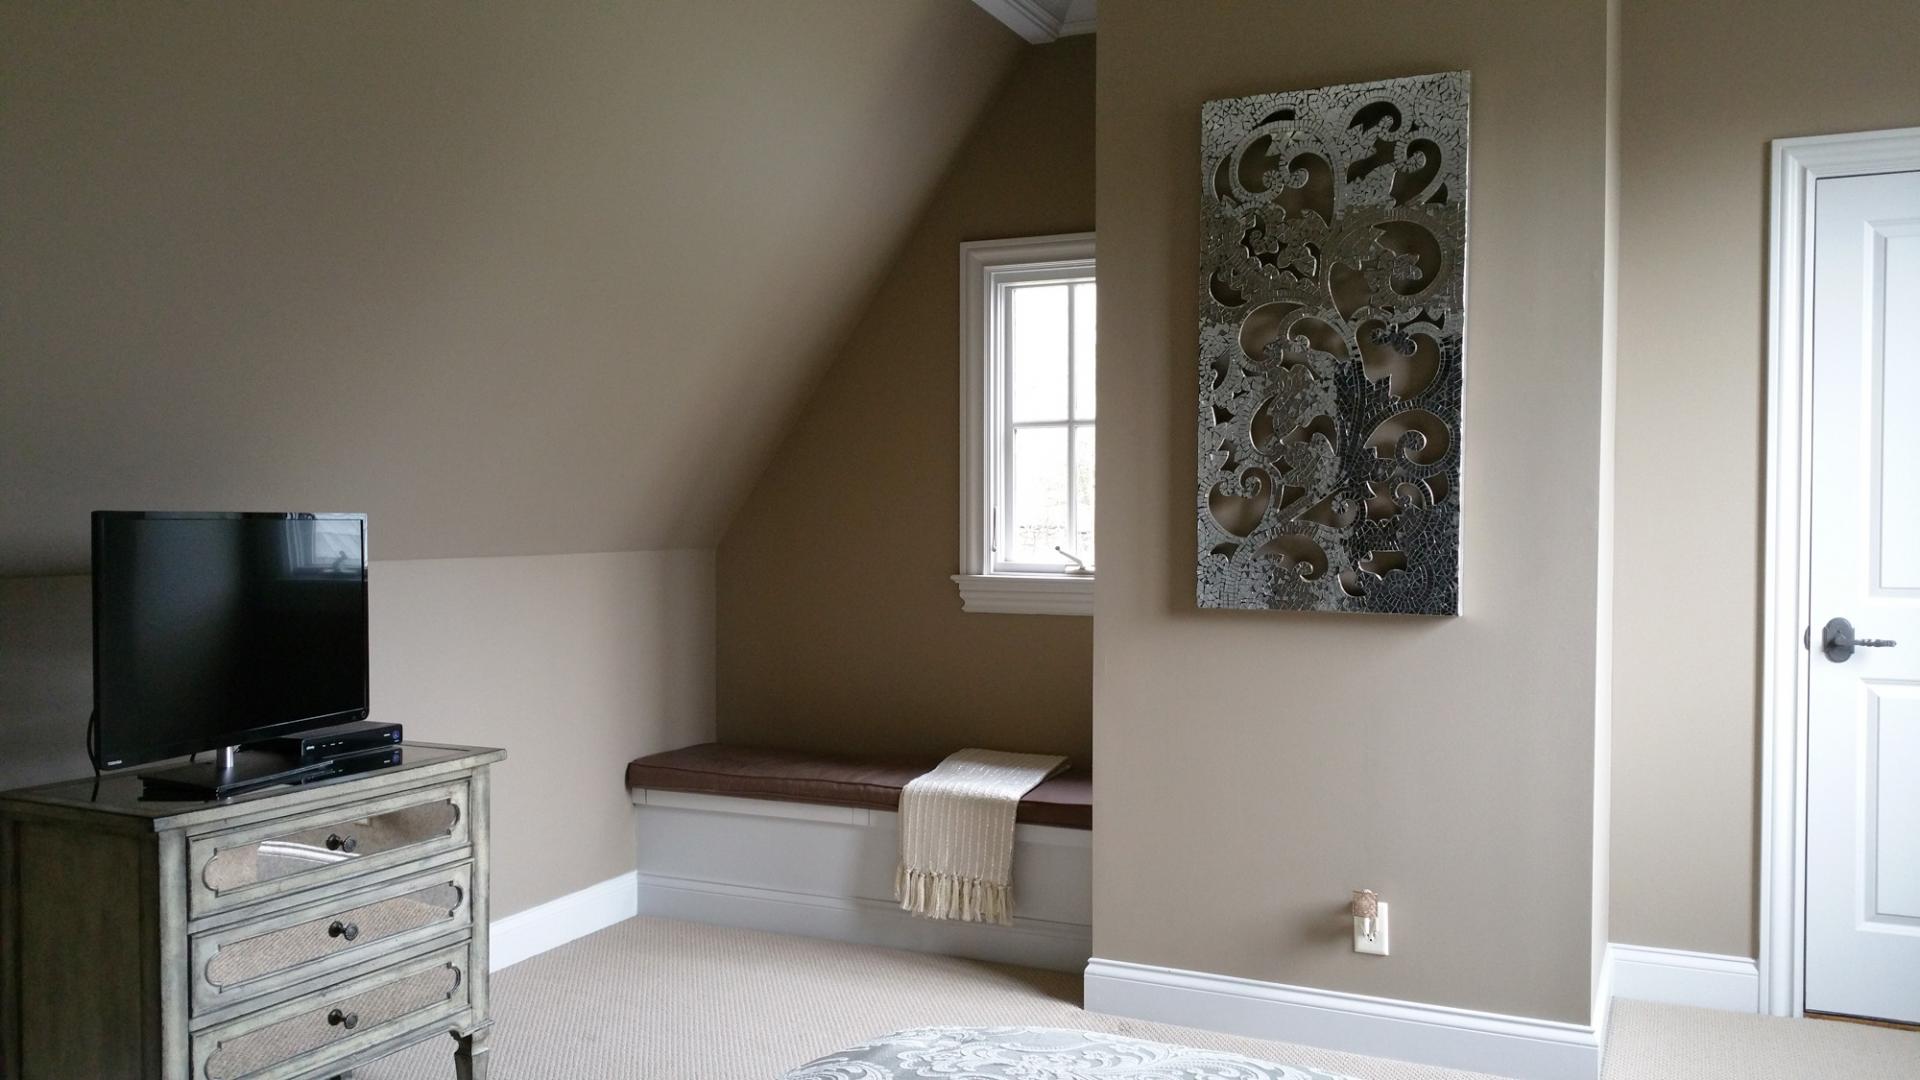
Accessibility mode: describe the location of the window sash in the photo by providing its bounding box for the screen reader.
[995,276,1093,574]
[999,420,1095,572]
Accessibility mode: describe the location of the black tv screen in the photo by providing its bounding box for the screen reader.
[92,512,370,769]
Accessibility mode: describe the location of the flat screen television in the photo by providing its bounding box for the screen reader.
[91,511,370,770]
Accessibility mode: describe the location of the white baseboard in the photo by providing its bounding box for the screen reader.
[1607,944,1759,1014]
[637,871,1092,972]
[483,876,1757,1075]
[489,870,638,973]
[1083,957,1602,1080]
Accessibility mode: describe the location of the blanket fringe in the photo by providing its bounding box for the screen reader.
[894,864,1013,926]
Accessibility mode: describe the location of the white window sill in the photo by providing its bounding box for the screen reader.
[951,573,1093,616]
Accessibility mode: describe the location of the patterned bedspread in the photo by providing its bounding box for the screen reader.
[781,1026,1360,1080]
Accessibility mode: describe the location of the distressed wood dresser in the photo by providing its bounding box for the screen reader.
[0,742,504,1080]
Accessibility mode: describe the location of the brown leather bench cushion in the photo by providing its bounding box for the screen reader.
[625,743,1091,830]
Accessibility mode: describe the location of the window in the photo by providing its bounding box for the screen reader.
[953,234,1095,615]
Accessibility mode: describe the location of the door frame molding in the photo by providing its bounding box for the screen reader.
[1762,125,1920,1019]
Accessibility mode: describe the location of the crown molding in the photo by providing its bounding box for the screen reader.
[971,0,1095,44]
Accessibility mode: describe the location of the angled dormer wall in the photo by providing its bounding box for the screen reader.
[716,39,1096,764]
[0,0,1026,918]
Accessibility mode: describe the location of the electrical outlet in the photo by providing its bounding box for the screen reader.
[1353,900,1389,956]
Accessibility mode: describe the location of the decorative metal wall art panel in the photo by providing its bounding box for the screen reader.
[1197,71,1468,615]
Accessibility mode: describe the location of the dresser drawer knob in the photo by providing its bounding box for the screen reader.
[327,1008,359,1030]
[328,920,360,942]
[325,833,358,853]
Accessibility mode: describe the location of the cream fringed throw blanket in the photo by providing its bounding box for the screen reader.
[894,749,1068,925]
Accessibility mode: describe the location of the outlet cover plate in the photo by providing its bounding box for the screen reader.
[1353,901,1389,956]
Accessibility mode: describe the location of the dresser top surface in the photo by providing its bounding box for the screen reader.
[0,742,504,829]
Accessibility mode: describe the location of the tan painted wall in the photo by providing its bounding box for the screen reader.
[370,550,714,915]
[0,0,1018,923]
[0,1,1020,576]
[1609,0,1920,957]
[0,576,95,792]
[1094,0,1613,1024]
[717,40,1095,763]
[0,550,714,918]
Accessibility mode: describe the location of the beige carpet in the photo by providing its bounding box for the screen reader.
[360,916,1919,1079]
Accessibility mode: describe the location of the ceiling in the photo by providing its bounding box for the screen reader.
[970,0,1097,43]
[0,1,1026,575]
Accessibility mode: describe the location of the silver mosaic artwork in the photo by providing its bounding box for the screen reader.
[1197,71,1468,615]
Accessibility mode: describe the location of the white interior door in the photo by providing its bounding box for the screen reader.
[1805,168,1920,1024]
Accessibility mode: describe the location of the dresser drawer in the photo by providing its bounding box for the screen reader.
[189,782,469,916]
[192,944,471,1080]
[189,863,473,1018]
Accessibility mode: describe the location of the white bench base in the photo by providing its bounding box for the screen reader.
[631,788,1092,972]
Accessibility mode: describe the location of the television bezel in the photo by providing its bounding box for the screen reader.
[90,510,371,769]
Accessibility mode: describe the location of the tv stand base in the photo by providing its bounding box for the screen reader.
[140,746,332,799]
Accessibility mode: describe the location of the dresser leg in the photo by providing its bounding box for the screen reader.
[454,1024,492,1080]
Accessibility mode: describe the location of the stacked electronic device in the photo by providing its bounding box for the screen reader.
[140,721,404,799]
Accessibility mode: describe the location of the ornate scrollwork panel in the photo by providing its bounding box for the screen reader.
[1197,72,1468,615]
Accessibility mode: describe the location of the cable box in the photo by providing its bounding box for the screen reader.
[244,720,402,764]
[298,743,404,783]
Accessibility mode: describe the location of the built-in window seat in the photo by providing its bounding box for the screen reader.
[624,742,1092,828]
[625,743,1092,971]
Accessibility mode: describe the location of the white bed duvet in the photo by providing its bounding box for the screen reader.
[781,1026,1359,1080]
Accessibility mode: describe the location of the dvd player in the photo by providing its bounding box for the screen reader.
[297,743,404,783]
[244,720,402,764]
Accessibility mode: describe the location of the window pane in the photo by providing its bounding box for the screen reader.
[1074,424,1095,565]
[1007,425,1069,565]
[1010,284,1069,422]
[1072,282,1096,420]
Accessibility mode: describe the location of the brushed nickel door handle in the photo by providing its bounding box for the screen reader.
[1823,617,1898,663]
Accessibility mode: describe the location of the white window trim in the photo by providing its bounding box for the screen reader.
[953,232,1095,616]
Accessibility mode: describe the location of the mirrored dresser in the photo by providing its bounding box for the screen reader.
[0,742,503,1080]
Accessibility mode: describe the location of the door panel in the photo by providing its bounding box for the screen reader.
[1876,690,1920,919]
[1874,226,1920,592]
[1805,169,1920,1024]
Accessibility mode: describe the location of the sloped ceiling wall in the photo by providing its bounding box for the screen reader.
[718,38,1094,764]
[0,1,1022,575]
